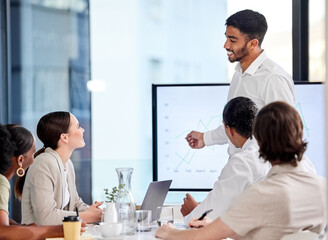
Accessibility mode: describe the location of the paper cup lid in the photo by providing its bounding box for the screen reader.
[63,216,81,222]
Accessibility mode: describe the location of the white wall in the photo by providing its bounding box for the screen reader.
[90,0,150,204]
[89,0,227,204]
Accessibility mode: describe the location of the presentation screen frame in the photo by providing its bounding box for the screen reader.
[152,83,230,192]
[152,82,325,191]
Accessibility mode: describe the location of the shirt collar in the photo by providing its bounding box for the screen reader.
[45,147,67,170]
[241,137,258,150]
[234,50,267,75]
[267,162,306,178]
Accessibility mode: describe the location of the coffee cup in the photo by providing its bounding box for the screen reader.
[95,222,122,237]
[62,216,81,240]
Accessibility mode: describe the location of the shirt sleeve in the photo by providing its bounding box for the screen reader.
[204,125,229,146]
[184,155,254,224]
[260,74,295,107]
[0,177,10,214]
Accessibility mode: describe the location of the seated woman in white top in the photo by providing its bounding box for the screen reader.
[155,101,327,240]
[21,111,103,226]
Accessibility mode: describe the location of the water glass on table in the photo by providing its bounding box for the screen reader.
[135,210,152,232]
[157,206,174,226]
[119,209,136,235]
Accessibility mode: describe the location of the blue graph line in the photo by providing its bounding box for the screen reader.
[295,102,310,137]
[174,115,220,169]
[175,149,197,170]
[174,115,220,139]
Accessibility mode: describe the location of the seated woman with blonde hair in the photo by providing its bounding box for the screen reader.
[0,124,64,239]
[21,111,103,226]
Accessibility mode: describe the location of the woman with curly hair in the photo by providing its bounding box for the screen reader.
[0,124,64,239]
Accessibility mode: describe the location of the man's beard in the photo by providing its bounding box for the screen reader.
[228,43,249,63]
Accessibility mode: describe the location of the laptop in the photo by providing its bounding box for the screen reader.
[140,180,172,221]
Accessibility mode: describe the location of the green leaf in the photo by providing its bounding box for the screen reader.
[104,184,128,202]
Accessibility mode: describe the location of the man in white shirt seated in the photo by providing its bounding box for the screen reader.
[156,101,327,240]
[181,96,271,223]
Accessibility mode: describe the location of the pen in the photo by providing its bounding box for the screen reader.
[189,209,213,228]
[197,209,213,221]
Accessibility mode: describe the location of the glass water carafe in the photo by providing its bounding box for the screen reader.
[116,167,136,211]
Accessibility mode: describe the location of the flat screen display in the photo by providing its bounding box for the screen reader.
[152,82,325,191]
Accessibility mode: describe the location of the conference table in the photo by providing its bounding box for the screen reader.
[47,221,237,240]
[46,206,186,240]
[84,222,168,240]
[84,223,233,240]
[47,223,160,240]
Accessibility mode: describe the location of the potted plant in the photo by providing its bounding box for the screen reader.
[103,184,126,223]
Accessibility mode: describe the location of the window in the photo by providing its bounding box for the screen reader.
[7,0,92,221]
[309,0,325,82]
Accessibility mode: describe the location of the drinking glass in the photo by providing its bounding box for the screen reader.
[157,206,174,226]
[135,210,152,232]
[118,209,136,235]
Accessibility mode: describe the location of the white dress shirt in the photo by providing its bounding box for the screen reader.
[184,138,271,223]
[203,51,295,155]
[184,138,317,224]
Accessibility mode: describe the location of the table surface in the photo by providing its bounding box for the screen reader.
[86,223,161,240]
[46,224,159,240]
[46,222,236,240]
[46,206,186,240]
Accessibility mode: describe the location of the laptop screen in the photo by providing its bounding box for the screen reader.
[140,180,172,221]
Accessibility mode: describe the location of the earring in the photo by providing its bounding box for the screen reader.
[16,167,25,177]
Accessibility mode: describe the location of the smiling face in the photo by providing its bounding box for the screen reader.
[224,26,250,64]
[67,114,85,150]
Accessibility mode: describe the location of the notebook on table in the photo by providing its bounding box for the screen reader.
[140,180,172,221]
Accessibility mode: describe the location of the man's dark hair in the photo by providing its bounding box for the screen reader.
[253,101,307,166]
[226,9,268,46]
[222,97,258,139]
